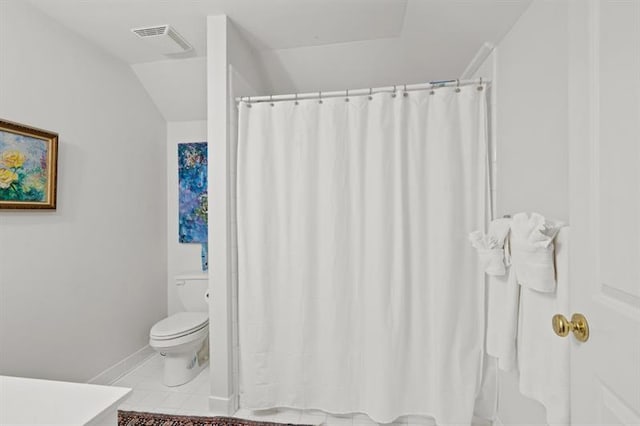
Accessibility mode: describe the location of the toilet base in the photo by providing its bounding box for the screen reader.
[161,336,209,387]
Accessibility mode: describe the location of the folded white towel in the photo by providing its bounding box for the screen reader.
[476,248,507,275]
[486,269,520,371]
[511,212,562,248]
[517,227,570,425]
[469,218,511,276]
[510,213,564,292]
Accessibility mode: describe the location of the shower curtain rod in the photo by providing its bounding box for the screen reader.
[236,78,488,104]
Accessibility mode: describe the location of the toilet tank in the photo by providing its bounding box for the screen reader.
[175,272,209,312]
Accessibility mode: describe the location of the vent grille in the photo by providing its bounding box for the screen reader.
[132,25,168,38]
[131,25,193,55]
[166,27,192,52]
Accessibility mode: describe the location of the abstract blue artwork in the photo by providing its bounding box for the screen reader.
[178,142,208,244]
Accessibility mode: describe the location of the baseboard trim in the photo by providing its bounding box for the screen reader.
[493,416,505,426]
[87,345,156,385]
[209,394,238,415]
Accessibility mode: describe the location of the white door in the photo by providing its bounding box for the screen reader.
[568,0,640,424]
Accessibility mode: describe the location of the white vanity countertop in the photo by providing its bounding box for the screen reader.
[0,375,131,425]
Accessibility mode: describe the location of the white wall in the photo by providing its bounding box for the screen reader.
[207,14,232,412]
[206,15,271,413]
[482,1,570,424]
[166,121,208,315]
[495,1,569,221]
[0,1,167,382]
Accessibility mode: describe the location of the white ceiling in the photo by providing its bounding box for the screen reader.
[260,0,532,94]
[27,0,409,63]
[27,0,532,121]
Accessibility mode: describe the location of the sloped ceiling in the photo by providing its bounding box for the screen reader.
[261,1,532,94]
[27,0,531,121]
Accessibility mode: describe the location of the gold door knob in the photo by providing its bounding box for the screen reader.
[552,313,590,342]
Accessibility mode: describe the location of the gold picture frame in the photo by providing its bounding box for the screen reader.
[0,119,58,209]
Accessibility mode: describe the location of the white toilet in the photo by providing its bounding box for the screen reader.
[149,273,209,386]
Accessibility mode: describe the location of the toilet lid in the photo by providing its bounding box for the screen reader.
[150,312,208,340]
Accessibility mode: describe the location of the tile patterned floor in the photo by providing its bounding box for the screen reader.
[113,354,489,426]
[114,355,211,416]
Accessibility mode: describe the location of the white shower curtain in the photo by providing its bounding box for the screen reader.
[237,86,488,425]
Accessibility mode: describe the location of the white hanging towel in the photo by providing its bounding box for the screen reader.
[469,218,511,276]
[483,213,564,372]
[485,270,520,372]
[510,212,564,292]
[471,218,518,371]
[483,215,570,424]
[517,227,570,425]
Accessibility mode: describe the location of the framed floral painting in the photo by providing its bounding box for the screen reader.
[0,119,58,209]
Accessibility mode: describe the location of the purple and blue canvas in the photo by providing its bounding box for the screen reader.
[0,131,49,202]
[178,142,208,243]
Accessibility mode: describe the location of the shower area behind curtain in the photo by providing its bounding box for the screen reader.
[237,84,488,425]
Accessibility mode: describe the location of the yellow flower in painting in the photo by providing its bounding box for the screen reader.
[0,168,18,188]
[1,150,26,168]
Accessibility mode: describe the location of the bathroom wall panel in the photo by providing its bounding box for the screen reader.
[0,1,167,382]
[206,16,271,413]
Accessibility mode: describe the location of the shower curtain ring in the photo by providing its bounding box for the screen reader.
[247,96,252,108]
[345,89,350,102]
[477,77,484,91]
[368,88,373,100]
[403,84,408,97]
[270,95,274,107]
[295,93,299,105]
[455,79,461,93]
[318,91,323,104]
[392,85,397,98]
[429,85,435,95]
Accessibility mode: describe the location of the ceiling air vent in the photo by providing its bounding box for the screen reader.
[131,25,193,56]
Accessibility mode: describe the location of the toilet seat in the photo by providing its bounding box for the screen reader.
[150,312,208,341]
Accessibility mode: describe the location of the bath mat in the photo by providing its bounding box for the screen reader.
[118,410,312,426]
